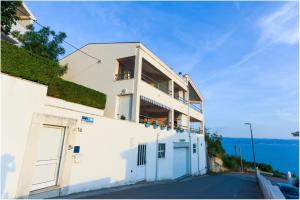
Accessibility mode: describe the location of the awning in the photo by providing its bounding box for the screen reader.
[140,96,171,110]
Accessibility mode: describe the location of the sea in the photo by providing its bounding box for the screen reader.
[222,137,299,176]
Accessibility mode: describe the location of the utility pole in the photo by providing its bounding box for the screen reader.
[244,123,257,172]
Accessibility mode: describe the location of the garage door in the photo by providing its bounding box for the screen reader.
[173,147,188,178]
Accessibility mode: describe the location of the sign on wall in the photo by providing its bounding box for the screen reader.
[81,116,94,124]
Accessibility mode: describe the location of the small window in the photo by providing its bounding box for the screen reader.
[158,143,166,159]
[137,144,147,165]
[193,143,197,153]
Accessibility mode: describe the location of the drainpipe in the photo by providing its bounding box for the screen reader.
[197,137,200,175]
[187,90,192,175]
[155,132,159,181]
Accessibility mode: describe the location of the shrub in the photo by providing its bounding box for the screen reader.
[1,40,64,84]
[1,41,106,109]
[48,78,106,109]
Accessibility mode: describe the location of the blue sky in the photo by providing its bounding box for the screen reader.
[26,1,299,139]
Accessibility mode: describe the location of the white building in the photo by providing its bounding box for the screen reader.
[61,42,204,133]
[1,43,207,198]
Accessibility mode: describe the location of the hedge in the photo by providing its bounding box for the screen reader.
[1,40,62,85]
[48,78,106,110]
[1,41,106,109]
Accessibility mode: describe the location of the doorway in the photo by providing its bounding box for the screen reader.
[30,125,65,191]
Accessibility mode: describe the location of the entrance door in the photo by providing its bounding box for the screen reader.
[118,95,132,121]
[31,125,65,191]
[173,147,188,178]
[136,144,146,181]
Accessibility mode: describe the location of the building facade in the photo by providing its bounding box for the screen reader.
[61,42,204,134]
[1,43,207,198]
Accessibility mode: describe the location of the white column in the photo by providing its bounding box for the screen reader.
[169,80,174,97]
[131,47,143,122]
[168,109,174,129]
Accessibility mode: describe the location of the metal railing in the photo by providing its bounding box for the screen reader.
[174,94,188,104]
[139,114,170,127]
[189,128,204,134]
[189,103,203,113]
[115,72,134,80]
[141,73,172,96]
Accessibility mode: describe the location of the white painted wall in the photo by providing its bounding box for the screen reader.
[1,74,47,198]
[1,74,207,198]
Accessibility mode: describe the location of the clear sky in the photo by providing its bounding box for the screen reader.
[26,1,299,139]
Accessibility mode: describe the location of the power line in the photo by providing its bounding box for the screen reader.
[15,7,101,63]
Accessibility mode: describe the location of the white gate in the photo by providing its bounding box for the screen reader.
[31,125,65,191]
[136,144,146,181]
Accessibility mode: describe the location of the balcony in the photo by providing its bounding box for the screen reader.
[115,56,135,81]
[141,73,172,95]
[189,103,203,113]
[189,116,204,134]
[190,128,204,134]
[174,94,188,105]
[141,59,172,96]
[115,72,134,81]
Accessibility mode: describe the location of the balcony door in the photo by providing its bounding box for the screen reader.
[117,94,132,121]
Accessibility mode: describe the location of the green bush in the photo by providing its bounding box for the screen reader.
[1,41,106,109]
[1,40,64,85]
[48,78,106,109]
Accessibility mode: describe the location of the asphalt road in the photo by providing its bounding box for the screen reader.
[77,173,262,199]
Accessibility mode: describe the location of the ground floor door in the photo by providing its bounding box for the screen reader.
[136,144,147,181]
[31,125,65,191]
[173,147,188,178]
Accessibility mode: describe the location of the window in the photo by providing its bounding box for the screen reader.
[158,143,166,159]
[193,143,197,153]
[137,144,147,165]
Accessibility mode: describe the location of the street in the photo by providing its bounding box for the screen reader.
[69,173,262,199]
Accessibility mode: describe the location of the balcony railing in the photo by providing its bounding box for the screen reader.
[174,95,188,105]
[190,128,204,134]
[139,114,170,127]
[141,73,172,95]
[115,72,134,80]
[189,103,203,113]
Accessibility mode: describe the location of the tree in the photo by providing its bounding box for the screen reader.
[205,128,225,158]
[1,1,22,34]
[12,25,67,62]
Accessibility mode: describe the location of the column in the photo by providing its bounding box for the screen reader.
[168,109,174,129]
[131,47,143,122]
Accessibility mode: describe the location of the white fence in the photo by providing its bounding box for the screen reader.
[257,170,285,199]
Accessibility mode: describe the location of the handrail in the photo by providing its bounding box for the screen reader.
[115,72,134,80]
[141,73,172,95]
[189,128,204,134]
[189,103,203,113]
[174,94,188,104]
[139,114,170,126]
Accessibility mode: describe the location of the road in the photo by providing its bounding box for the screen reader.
[72,173,262,199]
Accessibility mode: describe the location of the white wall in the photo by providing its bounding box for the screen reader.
[1,74,207,198]
[1,74,47,198]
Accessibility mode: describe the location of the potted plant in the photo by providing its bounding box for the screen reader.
[160,124,166,130]
[167,126,172,131]
[120,115,126,120]
[152,121,159,129]
[145,121,150,128]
